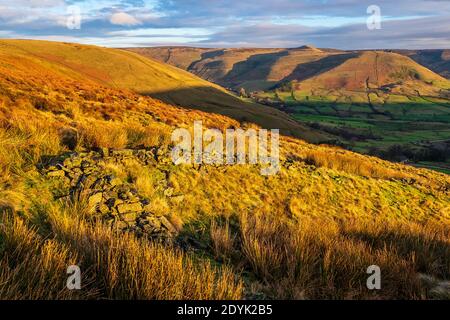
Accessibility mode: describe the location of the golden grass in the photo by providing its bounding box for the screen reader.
[302,148,414,180]
[235,213,450,299]
[0,40,449,300]
[210,220,234,261]
[0,199,243,300]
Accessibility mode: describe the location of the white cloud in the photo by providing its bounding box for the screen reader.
[110,12,141,26]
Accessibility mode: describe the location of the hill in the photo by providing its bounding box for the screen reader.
[0,40,326,143]
[126,46,346,91]
[133,46,450,172]
[253,51,450,172]
[394,49,450,79]
[1,40,450,300]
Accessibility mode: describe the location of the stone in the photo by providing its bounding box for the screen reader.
[81,160,91,170]
[47,170,66,178]
[115,221,128,230]
[171,195,185,203]
[118,190,129,200]
[100,147,110,157]
[159,216,176,234]
[146,216,161,229]
[71,158,82,168]
[121,212,138,222]
[164,188,174,197]
[41,148,178,242]
[98,203,110,214]
[88,192,103,209]
[116,202,142,214]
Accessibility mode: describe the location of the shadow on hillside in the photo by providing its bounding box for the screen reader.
[343,229,450,278]
[223,50,290,87]
[282,100,450,121]
[141,86,330,143]
[282,52,359,83]
[187,49,227,71]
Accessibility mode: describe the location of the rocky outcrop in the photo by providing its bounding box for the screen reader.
[42,148,177,242]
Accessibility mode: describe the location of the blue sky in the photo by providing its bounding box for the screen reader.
[0,0,449,49]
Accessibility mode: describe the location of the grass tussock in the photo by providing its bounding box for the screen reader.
[0,200,243,300]
[232,213,450,299]
[303,148,414,180]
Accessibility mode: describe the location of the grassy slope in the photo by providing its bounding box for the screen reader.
[127,46,346,91]
[0,40,326,143]
[395,49,450,79]
[1,40,450,299]
[248,51,450,172]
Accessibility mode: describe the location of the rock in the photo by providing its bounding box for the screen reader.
[116,202,143,214]
[105,197,116,208]
[159,216,176,234]
[81,160,91,170]
[142,224,156,233]
[100,147,110,157]
[88,192,103,209]
[118,190,129,200]
[171,195,185,203]
[98,203,110,214]
[41,148,178,242]
[115,221,128,230]
[164,188,174,197]
[146,216,161,229]
[104,175,121,187]
[121,212,138,222]
[47,170,66,178]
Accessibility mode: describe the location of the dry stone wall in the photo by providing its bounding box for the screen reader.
[42,148,177,242]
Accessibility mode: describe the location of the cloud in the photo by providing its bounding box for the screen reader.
[110,12,141,26]
[0,0,449,49]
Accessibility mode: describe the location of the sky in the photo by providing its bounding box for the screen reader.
[0,0,449,49]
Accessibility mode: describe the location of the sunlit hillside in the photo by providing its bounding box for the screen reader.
[1,40,450,300]
[395,49,450,80]
[139,45,450,173]
[0,40,326,143]
[127,46,345,91]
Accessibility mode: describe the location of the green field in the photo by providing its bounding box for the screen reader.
[254,89,450,173]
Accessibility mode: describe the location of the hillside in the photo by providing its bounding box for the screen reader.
[288,51,450,95]
[254,51,450,172]
[0,40,326,143]
[133,46,450,172]
[127,46,346,91]
[1,40,450,300]
[394,49,450,79]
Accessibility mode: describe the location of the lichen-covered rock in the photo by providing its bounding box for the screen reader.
[117,202,143,214]
[88,192,103,209]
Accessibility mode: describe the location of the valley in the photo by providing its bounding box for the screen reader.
[131,47,450,173]
[0,39,449,301]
